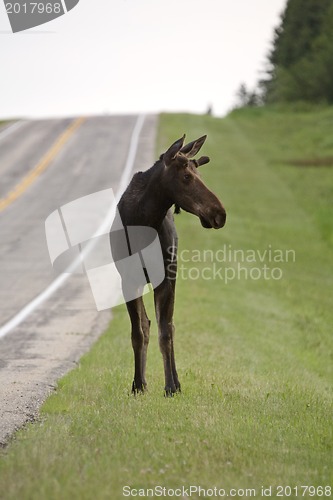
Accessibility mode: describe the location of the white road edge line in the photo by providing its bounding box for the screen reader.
[0,120,26,142]
[0,114,146,340]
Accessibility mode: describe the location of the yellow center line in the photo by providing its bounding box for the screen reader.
[0,116,86,213]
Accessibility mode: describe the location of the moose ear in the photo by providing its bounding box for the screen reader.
[180,135,207,158]
[196,156,210,167]
[163,135,186,165]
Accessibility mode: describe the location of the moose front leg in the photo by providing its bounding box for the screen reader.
[154,280,181,396]
[126,298,149,394]
[140,302,151,390]
[170,323,181,393]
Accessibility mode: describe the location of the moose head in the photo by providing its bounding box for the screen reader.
[161,135,226,229]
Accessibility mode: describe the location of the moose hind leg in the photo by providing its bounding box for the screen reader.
[127,298,146,394]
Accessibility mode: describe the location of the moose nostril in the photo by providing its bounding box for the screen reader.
[214,211,226,228]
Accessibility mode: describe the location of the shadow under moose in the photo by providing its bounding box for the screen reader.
[110,134,226,396]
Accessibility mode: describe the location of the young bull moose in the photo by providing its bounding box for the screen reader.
[110,135,226,396]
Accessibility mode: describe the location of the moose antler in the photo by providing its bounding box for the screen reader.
[195,156,210,167]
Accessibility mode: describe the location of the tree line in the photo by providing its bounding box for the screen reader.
[236,0,333,107]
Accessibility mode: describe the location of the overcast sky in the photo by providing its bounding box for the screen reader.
[0,0,287,119]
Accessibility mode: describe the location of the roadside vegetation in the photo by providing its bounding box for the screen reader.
[236,0,333,110]
[0,107,332,499]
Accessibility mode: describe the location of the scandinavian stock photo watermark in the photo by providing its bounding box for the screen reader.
[167,244,296,284]
[45,189,296,312]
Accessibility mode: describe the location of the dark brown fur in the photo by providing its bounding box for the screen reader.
[111,135,226,396]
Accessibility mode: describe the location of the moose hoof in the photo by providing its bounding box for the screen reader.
[131,381,146,395]
[164,388,174,398]
[164,385,180,397]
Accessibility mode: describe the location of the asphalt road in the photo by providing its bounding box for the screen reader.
[0,114,157,446]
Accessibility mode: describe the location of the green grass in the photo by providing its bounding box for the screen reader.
[1,108,332,499]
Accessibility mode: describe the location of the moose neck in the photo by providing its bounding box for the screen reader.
[139,162,173,230]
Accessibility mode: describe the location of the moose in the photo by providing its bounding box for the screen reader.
[110,135,226,396]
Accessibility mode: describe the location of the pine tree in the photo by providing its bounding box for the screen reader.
[235,83,260,109]
[262,0,333,104]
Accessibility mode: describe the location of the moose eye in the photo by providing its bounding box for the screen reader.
[183,173,191,181]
